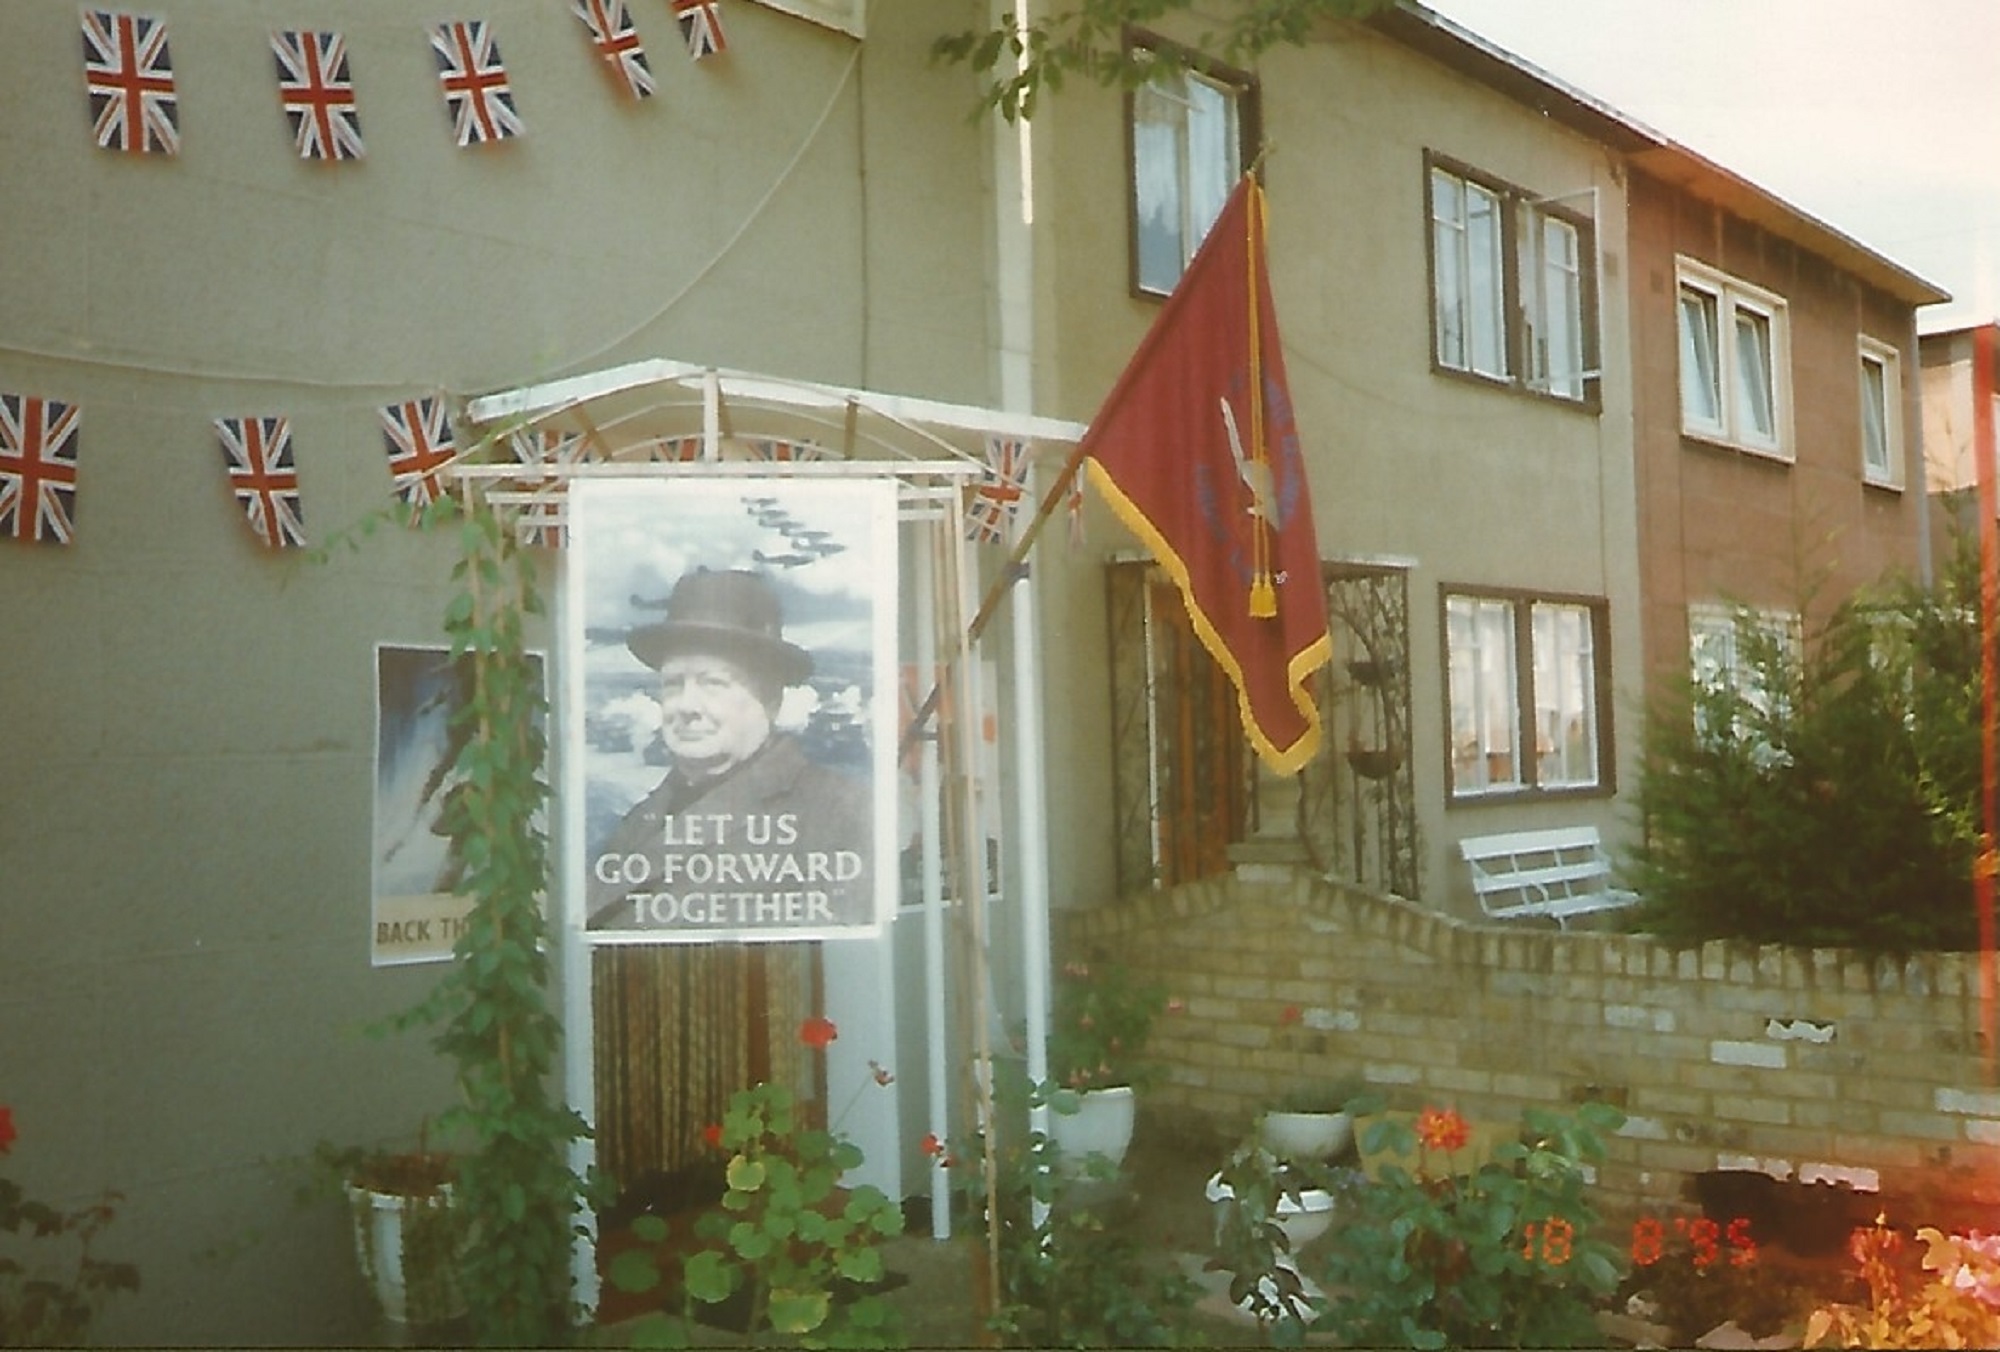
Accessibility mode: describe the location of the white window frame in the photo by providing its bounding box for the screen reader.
[1687,601,1801,751]
[1858,335,1904,489]
[1446,591,1606,800]
[1130,53,1247,298]
[1676,258,1793,460]
[1427,156,1598,405]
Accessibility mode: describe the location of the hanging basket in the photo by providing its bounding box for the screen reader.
[345,1179,467,1328]
[1345,746,1404,780]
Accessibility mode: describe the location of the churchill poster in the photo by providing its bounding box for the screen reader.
[568,477,896,942]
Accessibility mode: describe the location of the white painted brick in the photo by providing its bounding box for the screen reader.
[1303,1007,1360,1032]
[1765,1017,1836,1043]
[1937,1087,2000,1117]
[1710,1040,1787,1069]
[1715,1154,1793,1179]
[1364,1063,1421,1085]
[1617,1116,1670,1141]
[1799,1162,1880,1192]
[1966,1120,2000,1146]
[1604,1004,1650,1030]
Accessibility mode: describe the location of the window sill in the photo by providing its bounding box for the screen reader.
[1680,431,1794,466]
[1449,783,1613,808]
[1433,363,1602,415]
[1862,473,1905,495]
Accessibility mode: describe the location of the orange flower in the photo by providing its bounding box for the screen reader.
[1414,1106,1470,1153]
[700,1122,723,1149]
[920,1132,946,1159]
[799,1016,839,1049]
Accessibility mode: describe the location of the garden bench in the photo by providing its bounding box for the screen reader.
[1457,826,1638,930]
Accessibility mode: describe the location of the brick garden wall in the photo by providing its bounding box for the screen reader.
[1058,866,2000,1227]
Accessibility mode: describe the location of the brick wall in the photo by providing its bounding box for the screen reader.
[1058,866,2000,1225]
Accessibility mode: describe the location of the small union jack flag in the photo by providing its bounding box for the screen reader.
[272,31,363,161]
[216,416,304,550]
[966,436,1031,545]
[571,0,653,99]
[0,394,81,546]
[672,0,728,60]
[429,20,523,147]
[82,10,179,155]
[750,439,826,463]
[380,397,459,509]
[508,428,596,547]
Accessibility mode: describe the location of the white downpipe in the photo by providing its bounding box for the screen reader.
[917,524,952,1240]
[557,561,601,1316]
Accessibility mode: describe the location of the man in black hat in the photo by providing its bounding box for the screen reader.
[586,568,872,932]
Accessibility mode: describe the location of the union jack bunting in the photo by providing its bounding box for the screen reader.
[571,0,653,99]
[428,20,523,147]
[0,395,81,546]
[271,31,364,161]
[507,428,595,547]
[966,435,1030,545]
[750,439,826,463]
[671,0,728,60]
[380,397,459,509]
[82,10,179,155]
[216,416,304,550]
[652,436,707,462]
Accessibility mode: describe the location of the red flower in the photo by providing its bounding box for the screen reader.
[1279,1005,1303,1026]
[920,1132,946,1159]
[1414,1106,1470,1153]
[0,1105,14,1155]
[700,1122,723,1149]
[799,1016,839,1050]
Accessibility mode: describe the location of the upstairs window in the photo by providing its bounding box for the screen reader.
[1677,259,1791,458]
[1427,155,1599,404]
[1859,336,1904,488]
[1445,589,1608,799]
[1128,40,1254,297]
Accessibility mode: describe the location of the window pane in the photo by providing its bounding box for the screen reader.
[1860,354,1891,477]
[1431,169,1466,368]
[1447,596,1518,794]
[1532,603,1598,788]
[1539,217,1584,398]
[1133,82,1184,295]
[1678,286,1721,429]
[1465,184,1506,377]
[1734,307,1776,441]
[1184,74,1237,256]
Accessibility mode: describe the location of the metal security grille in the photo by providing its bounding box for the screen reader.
[1301,563,1422,899]
[1107,560,1254,894]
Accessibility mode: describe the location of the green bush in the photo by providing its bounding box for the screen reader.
[1629,540,1982,952]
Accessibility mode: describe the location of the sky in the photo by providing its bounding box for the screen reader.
[1424,0,2000,330]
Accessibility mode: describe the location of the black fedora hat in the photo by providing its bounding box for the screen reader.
[627,568,812,686]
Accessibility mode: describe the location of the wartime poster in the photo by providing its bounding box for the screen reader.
[569,477,897,942]
[371,643,546,966]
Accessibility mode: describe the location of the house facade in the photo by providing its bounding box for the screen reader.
[0,0,1949,1342]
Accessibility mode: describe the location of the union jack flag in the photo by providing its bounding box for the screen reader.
[429,20,523,147]
[0,394,81,546]
[82,10,179,155]
[672,0,728,61]
[216,416,304,550]
[508,428,596,547]
[571,0,653,99]
[271,30,363,161]
[653,436,707,462]
[750,438,826,463]
[966,435,1031,545]
[380,397,459,509]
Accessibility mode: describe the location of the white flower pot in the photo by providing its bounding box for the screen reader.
[1204,1171,1339,1250]
[1259,1109,1354,1163]
[1049,1084,1137,1173]
[345,1183,466,1327]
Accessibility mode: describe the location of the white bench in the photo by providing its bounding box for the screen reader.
[1458,826,1639,930]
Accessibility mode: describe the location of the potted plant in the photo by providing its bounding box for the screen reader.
[1259,1076,1366,1165]
[313,1130,465,1330]
[1045,961,1166,1172]
[1202,1138,1341,1334]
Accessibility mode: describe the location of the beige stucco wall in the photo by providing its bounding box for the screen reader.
[1024,15,1643,920]
[0,2,1001,1340]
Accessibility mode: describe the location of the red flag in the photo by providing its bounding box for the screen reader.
[1080,176,1331,774]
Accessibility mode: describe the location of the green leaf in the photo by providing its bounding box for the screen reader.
[682,1248,736,1304]
[727,1156,767,1192]
[767,1287,831,1335]
[728,1220,774,1261]
[607,1248,661,1295]
[835,1245,883,1284]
